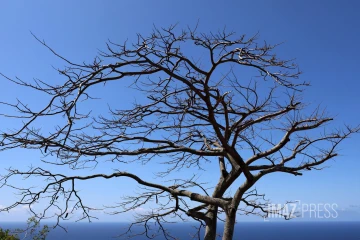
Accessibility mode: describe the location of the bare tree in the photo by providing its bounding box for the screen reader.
[0,25,358,240]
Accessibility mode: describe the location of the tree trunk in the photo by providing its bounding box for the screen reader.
[222,209,236,240]
[204,205,218,240]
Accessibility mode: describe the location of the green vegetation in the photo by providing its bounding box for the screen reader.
[0,228,18,240]
[0,217,49,240]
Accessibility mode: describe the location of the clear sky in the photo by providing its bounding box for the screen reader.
[0,0,359,222]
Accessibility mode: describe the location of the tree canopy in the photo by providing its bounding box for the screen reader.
[0,25,358,240]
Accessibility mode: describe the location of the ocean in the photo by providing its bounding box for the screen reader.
[0,221,359,239]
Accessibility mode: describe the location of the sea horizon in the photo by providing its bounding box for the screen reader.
[1,221,359,239]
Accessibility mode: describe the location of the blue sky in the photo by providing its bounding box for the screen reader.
[0,0,359,222]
